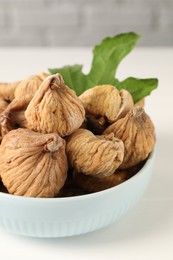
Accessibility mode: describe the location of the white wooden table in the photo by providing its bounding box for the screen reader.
[0,47,173,260]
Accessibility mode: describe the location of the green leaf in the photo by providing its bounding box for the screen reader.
[88,32,141,85]
[48,32,158,100]
[116,77,158,103]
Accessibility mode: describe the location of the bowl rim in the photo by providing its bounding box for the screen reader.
[0,149,155,203]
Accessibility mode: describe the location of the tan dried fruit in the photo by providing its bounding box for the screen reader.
[79,85,134,123]
[73,170,127,193]
[104,106,156,169]
[116,89,134,120]
[0,95,32,137]
[0,81,20,101]
[15,72,49,98]
[25,73,85,136]
[66,129,124,178]
[0,98,9,114]
[0,128,68,198]
[0,72,48,101]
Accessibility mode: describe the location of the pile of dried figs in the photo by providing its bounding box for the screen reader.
[0,73,155,198]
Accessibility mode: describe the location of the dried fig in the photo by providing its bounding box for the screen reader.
[116,89,134,120]
[104,106,156,169]
[15,72,49,98]
[73,170,127,193]
[0,98,9,114]
[79,85,134,123]
[0,81,20,101]
[0,128,68,198]
[25,73,85,136]
[0,95,32,137]
[66,129,124,178]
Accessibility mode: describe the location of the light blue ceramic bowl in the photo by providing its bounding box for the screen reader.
[0,150,155,238]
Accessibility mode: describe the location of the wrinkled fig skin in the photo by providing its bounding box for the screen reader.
[104,106,156,169]
[0,98,7,142]
[79,85,121,123]
[79,85,134,123]
[0,72,48,102]
[15,72,49,98]
[25,74,85,137]
[115,89,134,120]
[0,98,9,114]
[66,129,124,178]
[0,128,68,198]
[14,110,28,128]
[0,81,20,101]
[0,95,32,137]
[73,170,127,193]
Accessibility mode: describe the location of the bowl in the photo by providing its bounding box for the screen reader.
[0,149,155,238]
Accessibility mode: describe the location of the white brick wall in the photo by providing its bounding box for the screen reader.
[0,0,173,46]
